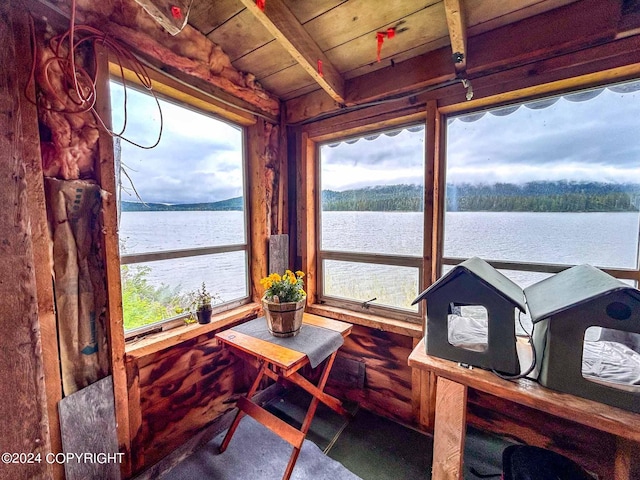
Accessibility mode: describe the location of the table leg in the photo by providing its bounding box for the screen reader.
[614,437,640,479]
[219,360,267,453]
[281,351,339,480]
[432,377,468,480]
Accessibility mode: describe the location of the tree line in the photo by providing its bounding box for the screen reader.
[121,181,640,213]
[321,182,640,212]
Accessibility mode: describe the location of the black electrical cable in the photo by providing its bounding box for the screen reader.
[491,310,537,381]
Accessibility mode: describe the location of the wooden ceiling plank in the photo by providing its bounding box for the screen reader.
[258,63,318,98]
[324,3,448,74]
[443,0,468,73]
[188,0,244,35]
[206,8,274,62]
[303,0,438,52]
[282,0,347,25]
[281,84,322,101]
[328,0,576,81]
[464,0,578,35]
[287,0,624,124]
[238,0,345,104]
[343,38,450,80]
[232,40,297,80]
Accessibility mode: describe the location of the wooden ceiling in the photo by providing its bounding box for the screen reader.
[187,0,579,103]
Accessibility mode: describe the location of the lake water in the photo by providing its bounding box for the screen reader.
[119,210,640,307]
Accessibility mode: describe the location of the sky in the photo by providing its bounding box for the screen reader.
[110,79,640,203]
[110,81,244,204]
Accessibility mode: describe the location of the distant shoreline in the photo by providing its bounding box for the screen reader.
[123,181,640,213]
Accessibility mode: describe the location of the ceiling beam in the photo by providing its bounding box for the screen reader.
[443,0,467,74]
[288,0,625,124]
[238,0,345,104]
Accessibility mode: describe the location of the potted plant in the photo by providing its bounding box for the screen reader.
[193,282,213,324]
[260,270,306,337]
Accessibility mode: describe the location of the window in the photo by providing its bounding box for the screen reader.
[317,124,425,322]
[109,80,249,336]
[443,79,640,290]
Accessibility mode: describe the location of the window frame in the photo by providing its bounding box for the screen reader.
[438,80,640,287]
[109,70,253,340]
[303,113,431,327]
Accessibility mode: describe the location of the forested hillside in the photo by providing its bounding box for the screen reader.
[447,182,640,212]
[321,182,640,212]
[121,182,640,213]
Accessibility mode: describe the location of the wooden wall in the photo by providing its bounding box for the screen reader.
[0,2,53,479]
[326,325,416,426]
[125,323,251,474]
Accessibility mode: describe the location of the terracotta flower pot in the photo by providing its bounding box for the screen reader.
[262,296,306,337]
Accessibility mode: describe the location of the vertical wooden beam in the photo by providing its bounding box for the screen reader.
[424,100,440,293]
[411,337,437,431]
[248,118,271,301]
[299,131,318,304]
[287,125,300,271]
[443,0,468,74]
[432,105,446,283]
[14,6,65,480]
[0,2,52,478]
[125,358,144,473]
[614,437,640,479]
[432,377,467,480]
[93,45,132,478]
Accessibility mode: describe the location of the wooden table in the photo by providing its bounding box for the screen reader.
[216,313,352,480]
[408,339,640,480]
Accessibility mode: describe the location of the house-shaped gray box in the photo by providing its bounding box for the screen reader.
[524,264,640,413]
[412,257,526,375]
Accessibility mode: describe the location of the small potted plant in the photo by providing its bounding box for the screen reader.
[193,282,213,324]
[260,270,306,337]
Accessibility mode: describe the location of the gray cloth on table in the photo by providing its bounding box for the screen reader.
[233,317,344,368]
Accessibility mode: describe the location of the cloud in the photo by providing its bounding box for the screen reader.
[321,127,425,190]
[110,81,244,204]
[446,87,640,184]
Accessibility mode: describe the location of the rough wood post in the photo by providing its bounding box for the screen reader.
[432,377,467,480]
[0,2,53,478]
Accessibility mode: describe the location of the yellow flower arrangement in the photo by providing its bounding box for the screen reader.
[260,270,306,303]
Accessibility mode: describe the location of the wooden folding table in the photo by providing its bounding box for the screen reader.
[215,313,353,480]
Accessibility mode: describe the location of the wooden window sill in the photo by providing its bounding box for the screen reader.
[305,303,423,338]
[125,302,261,360]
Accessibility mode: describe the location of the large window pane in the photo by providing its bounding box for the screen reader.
[445,81,640,270]
[320,126,425,256]
[120,210,245,254]
[121,251,248,330]
[110,80,248,332]
[323,260,419,312]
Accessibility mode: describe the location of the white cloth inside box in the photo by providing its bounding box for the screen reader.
[447,315,640,391]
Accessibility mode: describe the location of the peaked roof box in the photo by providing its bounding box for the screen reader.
[524,264,640,323]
